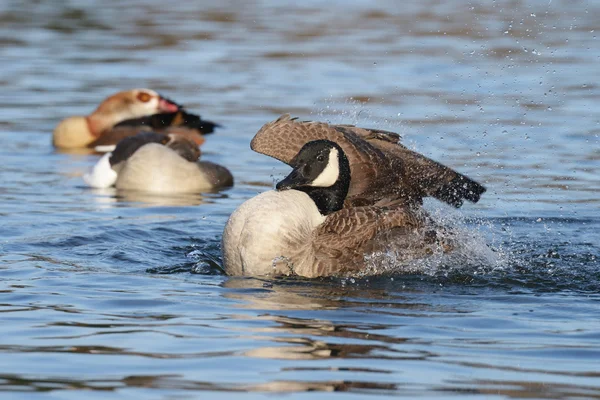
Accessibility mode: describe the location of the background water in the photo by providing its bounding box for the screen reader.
[1,0,599,398]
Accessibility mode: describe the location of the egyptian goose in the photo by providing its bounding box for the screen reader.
[53,89,219,149]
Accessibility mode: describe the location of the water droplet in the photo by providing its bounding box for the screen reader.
[192,261,212,274]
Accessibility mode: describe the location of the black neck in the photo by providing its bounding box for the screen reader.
[301,158,350,215]
[296,182,346,215]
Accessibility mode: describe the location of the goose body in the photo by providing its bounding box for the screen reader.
[84,132,233,193]
[115,143,232,193]
[223,190,325,277]
[222,188,434,278]
[53,89,219,149]
[222,139,454,278]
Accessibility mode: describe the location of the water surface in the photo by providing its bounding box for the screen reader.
[1,0,599,398]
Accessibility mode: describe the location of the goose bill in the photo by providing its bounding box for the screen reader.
[276,168,310,191]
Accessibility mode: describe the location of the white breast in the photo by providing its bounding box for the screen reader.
[83,152,118,189]
[222,190,325,276]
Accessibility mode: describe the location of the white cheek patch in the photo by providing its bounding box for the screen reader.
[310,148,339,187]
[83,152,118,189]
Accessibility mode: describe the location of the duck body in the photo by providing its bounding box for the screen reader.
[83,132,233,193]
[53,89,219,149]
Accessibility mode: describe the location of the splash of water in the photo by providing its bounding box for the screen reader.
[360,203,508,278]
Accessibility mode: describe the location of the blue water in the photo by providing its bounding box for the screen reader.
[1,0,599,398]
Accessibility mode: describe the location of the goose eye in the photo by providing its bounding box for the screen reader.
[316,155,325,162]
[137,92,152,103]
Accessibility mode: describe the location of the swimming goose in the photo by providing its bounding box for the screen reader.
[251,114,485,208]
[223,140,460,278]
[84,132,233,193]
[223,115,486,278]
[53,89,219,149]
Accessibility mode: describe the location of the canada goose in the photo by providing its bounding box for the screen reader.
[53,89,219,149]
[223,140,461,278]
[84,132,233,193]
[222,115,486,278]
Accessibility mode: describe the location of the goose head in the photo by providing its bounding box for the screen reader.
[276,140,350,215]
[92,89,181,124]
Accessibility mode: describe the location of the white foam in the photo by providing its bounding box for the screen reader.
[83,152,118,189]
[360,205,507,278]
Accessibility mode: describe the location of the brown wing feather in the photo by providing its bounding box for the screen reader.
[88,126,154,147]
[165,135,201,162]
[89,126,206,148]
[161,127,206,146]
[356,128,486,207]
[310,205,423,277]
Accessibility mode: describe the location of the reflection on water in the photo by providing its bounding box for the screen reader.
[1,274,598,397]
[1,0,599,397]
[88,187,228,208]
[2,373,597,396]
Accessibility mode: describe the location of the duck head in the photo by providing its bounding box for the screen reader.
[53,89,182,148]
[92,89,180,125]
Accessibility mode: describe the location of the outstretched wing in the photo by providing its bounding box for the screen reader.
[252,115,485,207]
[336,125,486,207]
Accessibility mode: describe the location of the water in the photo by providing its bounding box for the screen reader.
[1,0,599,398]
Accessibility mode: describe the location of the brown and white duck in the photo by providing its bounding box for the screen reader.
[53,89,219,149]
[84,131,233,193]
[222,115,486,278]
